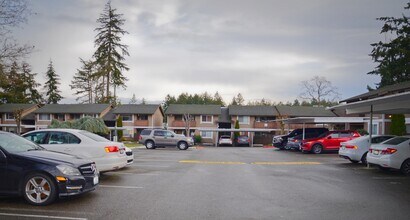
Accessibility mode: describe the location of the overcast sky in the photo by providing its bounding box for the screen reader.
[12,0,409,104]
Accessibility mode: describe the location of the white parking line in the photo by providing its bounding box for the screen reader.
[133,164,170,168]
[112,172,160,176]
[0,213,87,220]
[99,185,143,189]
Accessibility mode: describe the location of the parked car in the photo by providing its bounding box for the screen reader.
[139,129,193,150]
[367,136,410,175]
[339,135,395,164]
[272,128,329,149]
[22,129,127,172]
[236,135,250,146]
[125,146,133,165]
[301,130,361,154]
[0,131,99,206]
[219,135,233,146]
[285,132,327,150]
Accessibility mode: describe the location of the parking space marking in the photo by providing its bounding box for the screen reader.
[130,164,170,168]
[0,213,87,220]
[99,185,144,189]
[252,162,322,165]
[109,172,160,176]
[179,160,246,165]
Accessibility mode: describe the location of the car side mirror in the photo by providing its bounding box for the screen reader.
[171,135,174,138]
[327,136,332,139]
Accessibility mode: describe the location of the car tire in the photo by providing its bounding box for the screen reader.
[284,144,291,150]
[349,159,359,163]
[311,144,323,154]
[145,140,155,149]
[177,141,188,150]
[23,173,57,206]
[361,152,368,165]
[400,159,410,176]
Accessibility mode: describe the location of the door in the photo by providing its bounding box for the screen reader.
[163,130,177,146]
[153,130,166,146]
[0,150,7,192]
[44,132,81,155]
[323,132,340,150]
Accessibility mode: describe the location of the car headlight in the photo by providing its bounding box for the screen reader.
[57,165,81,176]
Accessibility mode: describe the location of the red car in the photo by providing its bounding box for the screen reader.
[301,130,360,154]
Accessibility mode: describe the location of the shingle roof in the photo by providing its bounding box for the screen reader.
[228,105,279,116]
[275,106,337,117]
[34,104,111,114]
[102,109,117,122]
[113,104,162,115]
[340,80,410,103]
[0,104,38,113]
[218,107,231,123]
[166,104,221,115]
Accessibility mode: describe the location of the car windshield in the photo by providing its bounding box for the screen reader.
[318,132,330,138]
[383,137,410,145]
[0,133,44,153]
[79,131,109,142]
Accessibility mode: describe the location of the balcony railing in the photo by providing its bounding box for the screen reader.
[254,121,277,129]
[134,120,149,126]
[171,120,196,127]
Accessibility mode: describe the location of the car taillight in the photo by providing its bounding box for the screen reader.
[139,136,142,140]
[369,148,373,153]
[381,148,397,155]
[105,146,119,153]
[345,145,357,149]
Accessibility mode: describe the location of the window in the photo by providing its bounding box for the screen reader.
[255,116,275,122]
[237,116,250,125]
[121,114,133,122]
[48,132,81,144]
[201,115,213,123]
[5,113,15,120]
[340,132,352,138]
[153,130,165,137]
[84,114,98,118]
[70,114,81,120]
[38,114,51,121]
[383,137,410,145]
[137,115,148,120]
[174,115,183,121]
[201,131,213,138]
[140,129,152,135]
[164,131,174,137]
[54,114,65,121]
[24,132,48,144]
[329,133,339,138]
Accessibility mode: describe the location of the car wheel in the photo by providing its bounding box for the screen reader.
[361,152,368,165]
[311,144,323,154]
[284,144,291,150]
[400,159,410,176]
[145,140,155,149]
[23,173,57,206]
[349,159,359,163]
[177,141,188,150]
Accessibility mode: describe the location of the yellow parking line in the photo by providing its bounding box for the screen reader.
[252,162,322,165]
[179,160,246,165]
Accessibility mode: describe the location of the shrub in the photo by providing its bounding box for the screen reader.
[193,135,202,144]
[390,114,406,136]
[356,129,369,136]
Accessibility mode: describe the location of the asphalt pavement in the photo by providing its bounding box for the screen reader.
[1,147,409,220]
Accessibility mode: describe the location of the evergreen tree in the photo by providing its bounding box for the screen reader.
[390,114,407,136]
[93,1,129,103]
[141,98,146,104]
[213,91,225,106]
[43,60,63,104]
[368,2,410,87]
[129,93,137,104]
[21,62,43,103]
[71,59,96,104]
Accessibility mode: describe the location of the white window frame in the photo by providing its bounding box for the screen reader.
[200,115,213,124]
[38,113,51,121]
[200,131,213,138]
[237,116,250,125]
[121,114,133,122]
[5,113,15,121]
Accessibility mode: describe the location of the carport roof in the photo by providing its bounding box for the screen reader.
[34,104,111,114]
[166,104,221,115]
[112,104,162,115]
[275,106,337,117]
[228,105,279,116]
[278,117,365,124]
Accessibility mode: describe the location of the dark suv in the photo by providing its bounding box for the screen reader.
[272,128,329,149]
[139,129,194,150]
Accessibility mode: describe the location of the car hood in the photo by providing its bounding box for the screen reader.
[13,150,92,167]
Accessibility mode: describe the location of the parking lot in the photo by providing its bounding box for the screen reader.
[1,147,409,220]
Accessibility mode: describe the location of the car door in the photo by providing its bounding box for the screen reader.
[43,131,81,155]
[0,149,7,192]
[153,130,166,146]
[335,132,353,150]
[163,131,177,146]
[323,132,340,150]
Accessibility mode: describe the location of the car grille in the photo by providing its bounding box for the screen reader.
[126,151,133,156]
[79,163,97,175]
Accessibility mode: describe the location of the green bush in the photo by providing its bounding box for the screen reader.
[356,129,369,136]
[193,135,202,144]
[117,116,123,141]
[390,114,406,136]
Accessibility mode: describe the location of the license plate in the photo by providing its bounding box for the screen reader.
[93,176,99,185]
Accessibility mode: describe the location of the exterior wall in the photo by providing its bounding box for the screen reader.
[151,108,164,127]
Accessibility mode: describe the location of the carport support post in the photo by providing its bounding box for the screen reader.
[250,132,254,147]
[368,105,373,168]
[302,123,305,140]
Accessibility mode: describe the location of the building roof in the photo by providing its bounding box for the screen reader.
[218,107,231,123]
[166,104,221,115]
[112,104,162,115]
[34,104,111,114]
[102,109,117,122]
[275,106,337,117]
[0,104,38,113]
[340,80,410,103]
[228,105,279,116]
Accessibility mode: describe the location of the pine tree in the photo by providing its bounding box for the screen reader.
[44,60,63,104]
[21,62,43,103]
[213,91,225,106]
[71,59,96,104]
[93,1,129,103]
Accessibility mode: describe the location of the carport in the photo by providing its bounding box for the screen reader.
[198,128,278,147]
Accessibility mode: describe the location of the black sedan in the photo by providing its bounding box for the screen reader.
[0,131,99,206]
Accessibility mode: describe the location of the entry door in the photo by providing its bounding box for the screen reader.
[324,133,340,150]
[153,130,166,146]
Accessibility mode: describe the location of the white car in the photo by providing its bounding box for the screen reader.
[218,135,232,146]
[367,136,410,175]
[125,146,134,165]
[23,129,128,172]
[339,135,394,164]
